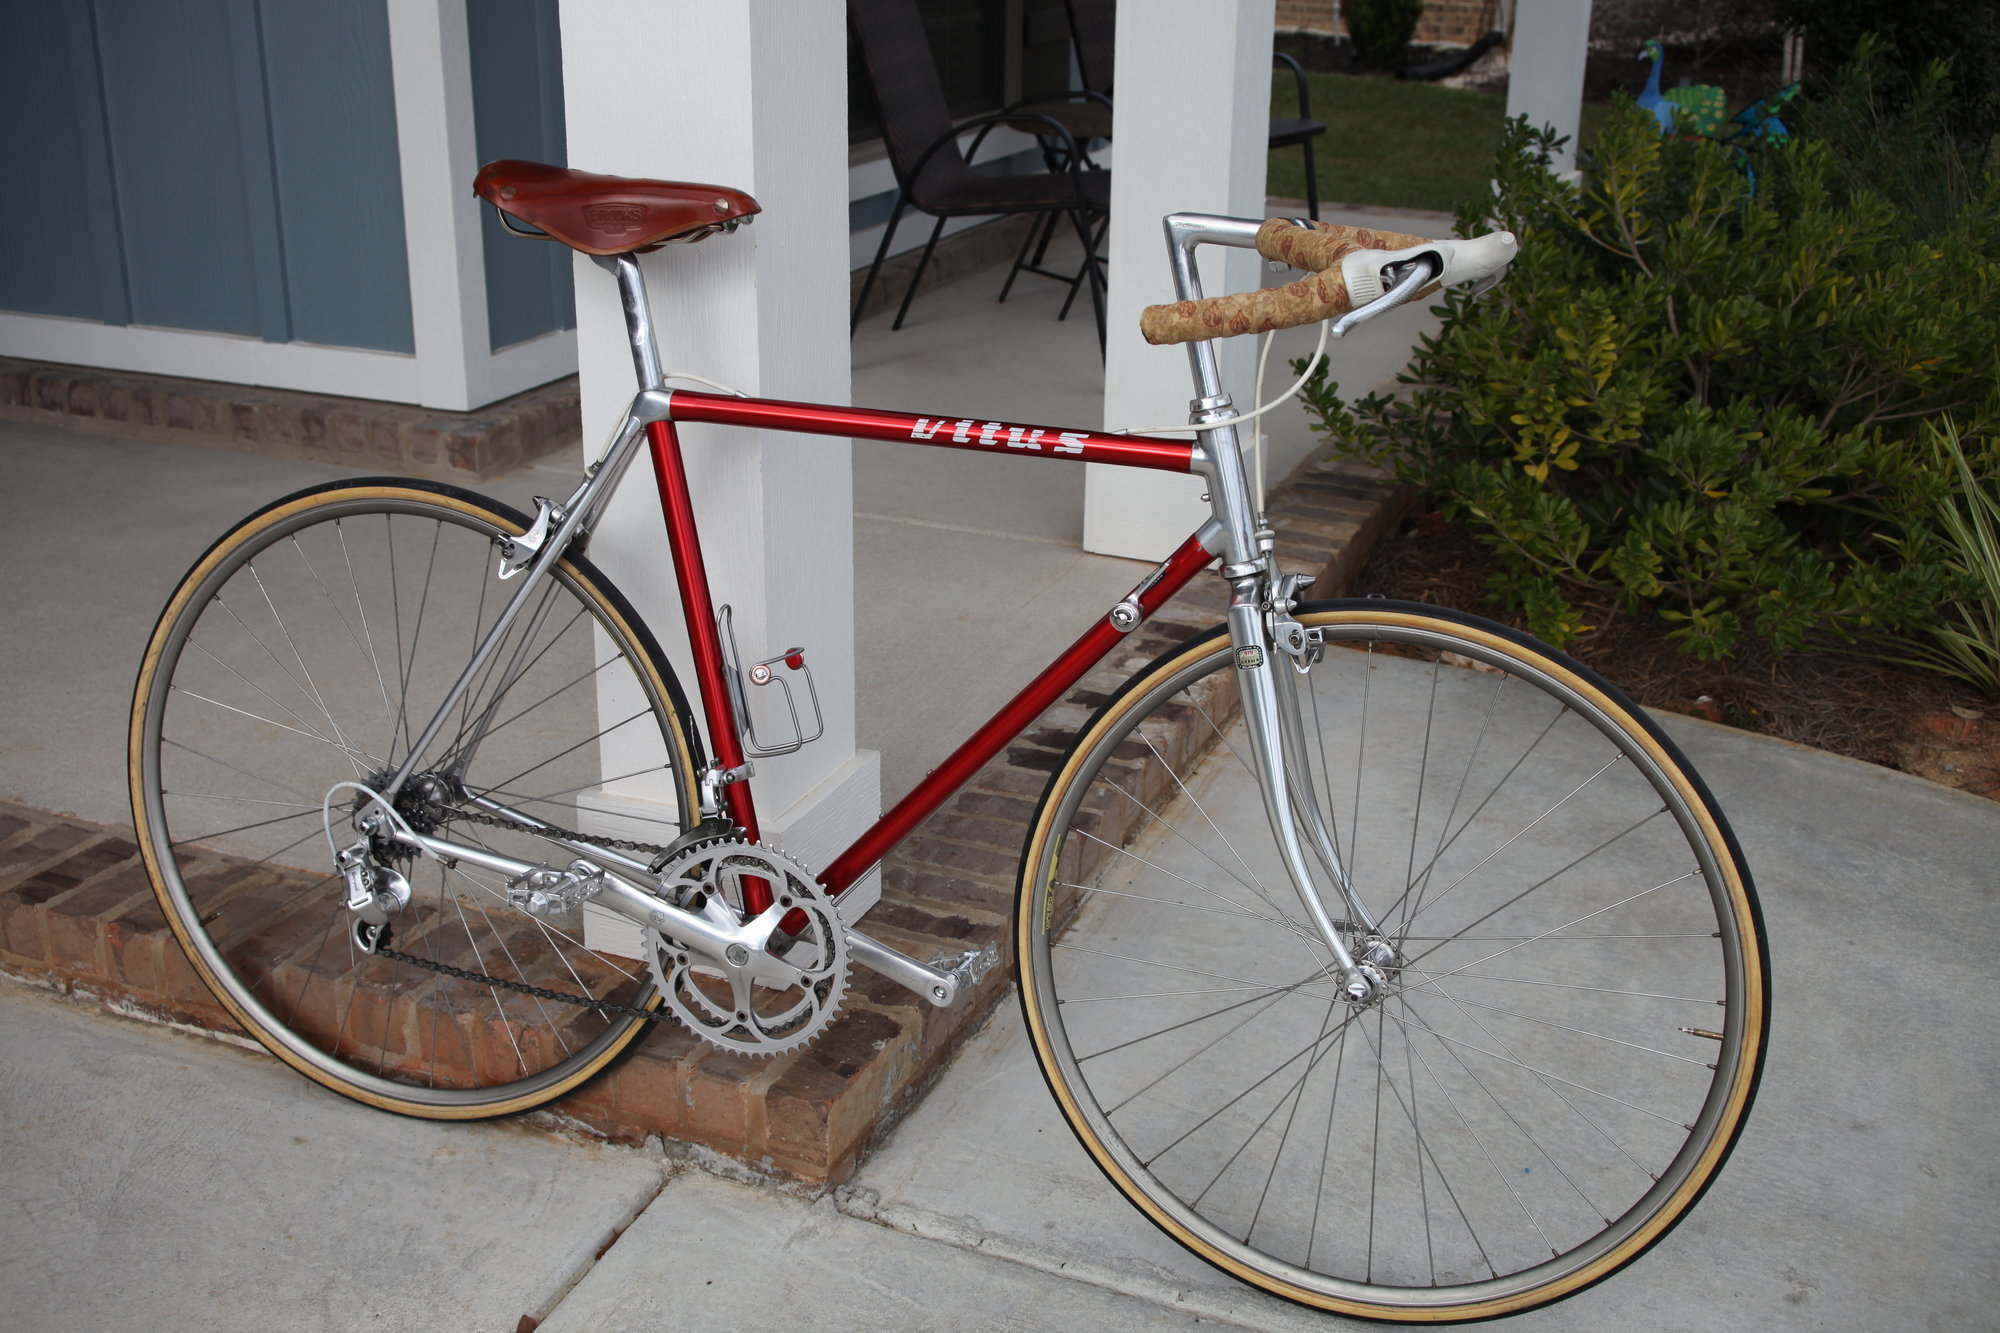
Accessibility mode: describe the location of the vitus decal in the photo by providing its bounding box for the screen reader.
[907,418,1091,455]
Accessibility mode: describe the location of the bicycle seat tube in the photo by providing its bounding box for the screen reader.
[381,255,665,804]
[1164,213,1376,997]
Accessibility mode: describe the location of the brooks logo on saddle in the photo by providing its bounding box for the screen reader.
[583,203,646,233]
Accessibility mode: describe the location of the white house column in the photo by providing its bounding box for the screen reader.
[389,0,579,411]
[387,0,489,411]
[1505,0,1593,177]
[560,1,879,923]
[1086,0,1276,560]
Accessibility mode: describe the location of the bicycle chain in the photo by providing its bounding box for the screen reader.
[374,799,675,1016]
[426,801,673,858]
[376,937,668,1022]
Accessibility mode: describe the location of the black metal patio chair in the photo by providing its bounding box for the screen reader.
[1063,0,1327,219]
[848,0,1109,348]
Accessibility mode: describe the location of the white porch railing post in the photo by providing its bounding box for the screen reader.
[1505,0,1594,177]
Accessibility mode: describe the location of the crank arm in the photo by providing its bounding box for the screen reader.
[394,828,990,1010]
[845,929,998,1009]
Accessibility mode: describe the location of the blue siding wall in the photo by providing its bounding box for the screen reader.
[261,0,413,353]
[469,0,572,351]
[95,0,275,338]
[0,4,121,323]
[0,0,413,354]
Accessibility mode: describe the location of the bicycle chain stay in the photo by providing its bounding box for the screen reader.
[378,800,678,1013]
[425,801,672,857]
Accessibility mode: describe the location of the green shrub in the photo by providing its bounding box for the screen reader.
[1887,420,2000,696]
[1345,0,1424,68]
[1299,101,2000,660]
[1774,0,2000,169]
[1787,43,1986,239]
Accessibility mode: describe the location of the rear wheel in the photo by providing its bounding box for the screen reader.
[1017,602,1767,1320]
[130,479,699,1117]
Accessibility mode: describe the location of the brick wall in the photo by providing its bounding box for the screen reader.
[1277,0,1339,34]
[0,358,580,484]
[1278,0,1498,46]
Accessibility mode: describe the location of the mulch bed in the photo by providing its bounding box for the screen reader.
[1352,511,2000,800]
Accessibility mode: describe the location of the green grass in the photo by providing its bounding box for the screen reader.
[1270,73,1608,214]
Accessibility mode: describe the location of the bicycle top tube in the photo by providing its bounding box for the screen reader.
[663,390,1198,474]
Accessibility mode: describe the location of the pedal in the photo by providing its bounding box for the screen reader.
[932,941,1000,991]
[845,931,997,1008]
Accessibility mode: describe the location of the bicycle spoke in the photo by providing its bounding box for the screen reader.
[1399,753,1627,928]
[1400,655,1445,922]
[1401,867,1704,987]
[1135,729,1278,910]
[1073,975,1318,1068]
[292,533,397,740]
[335,520,399,740]
[1071,826,1307,938]
[1387,998,1559,1259]
[1243,998,1344,1244]
[480,708,657,797]
[1378,1005,1690,1126]
[1386,705,1567,929]
[1058,879,1297,926]
[1413,975,1660,1182]
[250,564,370,770]
[185,634,350,753]
[169,684,383,769]
[1398,808,1669,970]
[168,805,320,847]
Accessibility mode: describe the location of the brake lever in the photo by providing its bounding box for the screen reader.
[1329,255,1441,339]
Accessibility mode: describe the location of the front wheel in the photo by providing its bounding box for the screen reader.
[130,479,701,1117]
[1017,601,1767,1321]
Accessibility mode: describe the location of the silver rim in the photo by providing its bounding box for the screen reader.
[1024,610,1760,1315]
[136,487,692,1110]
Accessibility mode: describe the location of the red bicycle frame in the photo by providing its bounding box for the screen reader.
[641,389,1217,907]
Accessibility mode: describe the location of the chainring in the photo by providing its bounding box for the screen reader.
[643,838,848,1058]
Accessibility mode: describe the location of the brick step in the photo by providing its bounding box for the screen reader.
[0,454,1402,1183]
[0,357,580,483]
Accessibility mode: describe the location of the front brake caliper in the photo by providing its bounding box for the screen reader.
[1266,572,1322,672]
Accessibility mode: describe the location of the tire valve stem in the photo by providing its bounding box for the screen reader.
[1679,1027,1725,1041]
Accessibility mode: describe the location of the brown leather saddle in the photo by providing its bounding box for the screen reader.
[473,159,760,256]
